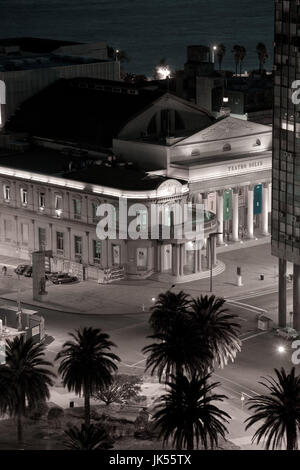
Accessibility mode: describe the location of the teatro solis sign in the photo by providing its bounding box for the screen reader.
[95,197,205,248]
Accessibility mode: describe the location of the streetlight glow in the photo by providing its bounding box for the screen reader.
[157,66,171,80]
[277,345,286,354]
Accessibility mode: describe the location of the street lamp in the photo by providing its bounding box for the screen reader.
[212,45,217,64]
[277,345,286,354]
[208,232,222,293]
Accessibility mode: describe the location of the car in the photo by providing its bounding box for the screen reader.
[15,264,30,275]
[23,265,32,277]
[275,327,299,341]
[50,273,78,285]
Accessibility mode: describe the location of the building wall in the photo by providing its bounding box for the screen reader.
[0,61,120,127]
[271,0,300,264]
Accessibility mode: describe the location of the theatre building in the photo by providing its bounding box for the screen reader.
[0,90,272,283]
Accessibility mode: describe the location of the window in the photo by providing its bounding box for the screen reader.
[223,143,231,152]
[20,188,28,206]
[21,223,29,246]
[3,185,10,202]
[38,227,46,251]
[56,232,64,254]
[92,202,99,222]
[93,240,101,264]
[74,236,82,260]
[4,219,12,242]
[55,194,63,217]
[255,139,261,146]
[73,199,82,220]
[39,192,46,210]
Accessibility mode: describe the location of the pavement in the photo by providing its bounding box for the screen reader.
[0,242,293,450]
[0,242,291,317]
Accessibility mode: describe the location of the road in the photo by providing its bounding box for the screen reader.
[2,287,297,400]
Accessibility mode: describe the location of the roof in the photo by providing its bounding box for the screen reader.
[0,146,168,191]
[6,78,165,148]
[0,37,80,54]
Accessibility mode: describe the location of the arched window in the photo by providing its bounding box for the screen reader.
[255,139,261,146]
[223,143,231,152]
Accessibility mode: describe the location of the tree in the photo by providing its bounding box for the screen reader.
[153,373,230,450]
[5,336,55,448]
[190,295,241,371]
[56,327,120,426]
[142,314,212,382]
[94,374,142,406]
[64,423,113,450]
[149,290,190,334]
[232,45,242,76]
[245,367,300,450]
[256,43,268,74]
[0,365,16,416]
[216,44,226,72]
[239,46,247,76]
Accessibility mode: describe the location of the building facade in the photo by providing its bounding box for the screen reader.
[0,146,218,284]
[272,0,300,329]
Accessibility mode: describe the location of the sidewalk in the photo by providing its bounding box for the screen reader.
[0,243,289,315]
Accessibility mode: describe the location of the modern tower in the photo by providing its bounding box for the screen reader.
[272,0,300,329]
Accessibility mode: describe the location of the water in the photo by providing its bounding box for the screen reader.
[0,0,274,76]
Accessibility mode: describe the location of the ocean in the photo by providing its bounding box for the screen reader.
[0,0,274,76]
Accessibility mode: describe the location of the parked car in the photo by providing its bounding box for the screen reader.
[23,265,33,277]
[50,273,78,285]
[15,264,30,275]
[275,327,299,340]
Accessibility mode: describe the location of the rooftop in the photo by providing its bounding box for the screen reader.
[6,78,165,148]
[0,146,168,192]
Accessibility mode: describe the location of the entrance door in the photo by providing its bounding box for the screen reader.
[162,244,172,272]
[112,245,120,266]
[137,248,148,271]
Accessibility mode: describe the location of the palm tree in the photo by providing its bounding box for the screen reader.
[0,365,16,416]
[5,336,55,448]
[216,44,226,72]
[245,367,300,450]
[190,295,241,371]
[239,46,247,76]
[56,327,120,426]
[64,423,113,450]
[142,314,212,382]
[232,45,242,76]
[149,290,190,334]
[256,43,268,74]
[153,373,230,450]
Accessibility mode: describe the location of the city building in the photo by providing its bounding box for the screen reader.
[0,37,120,128]
[272,0,300,329]
[0,144,218,284]
[175,45,273,124]
[0,88,272,283]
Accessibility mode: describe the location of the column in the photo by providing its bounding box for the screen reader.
[180,244,184,276]
[197,242,202,272]
[193,242,198,274]
[232,188,239,242]
[216,190,224,245]
[293,264,300,332]
[201,192,208,211]
[155,243,161,272]
[247,185,254,239]
[278,259,287,328]
[261,182,269,236]
[161,244,165,272]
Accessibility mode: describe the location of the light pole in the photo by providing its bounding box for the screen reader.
[208,232,222,293]
[212,45,217,64]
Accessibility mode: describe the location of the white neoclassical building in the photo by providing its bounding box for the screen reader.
[0,92,272,284]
